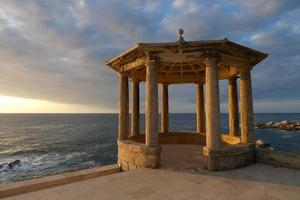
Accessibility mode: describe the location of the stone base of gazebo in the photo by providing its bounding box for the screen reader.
[117,132,254,171]
[203,144,255,171]
[118,140,160,170]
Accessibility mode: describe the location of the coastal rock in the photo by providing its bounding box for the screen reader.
[265,121,273,126]
[256,139,271,149]
[8,160,21,169]
[255,120,300,131]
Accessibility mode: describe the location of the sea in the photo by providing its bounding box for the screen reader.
[0,113,300,184]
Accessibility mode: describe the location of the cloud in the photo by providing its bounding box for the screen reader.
[0,0,299,112]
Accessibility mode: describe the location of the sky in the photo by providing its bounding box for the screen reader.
[0,0,299,113]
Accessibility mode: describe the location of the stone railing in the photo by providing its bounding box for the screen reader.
[0,164,120,198]
[130,132,240,146]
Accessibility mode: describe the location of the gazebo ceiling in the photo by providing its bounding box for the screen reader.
[106,36,268,84]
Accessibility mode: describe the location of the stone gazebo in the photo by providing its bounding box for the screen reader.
[106,29,268,171]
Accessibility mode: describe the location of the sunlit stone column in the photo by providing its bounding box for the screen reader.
[228,76,239,136]
[196,83,205,133]
[205,56,221,149]
[119,73,129,140]
[131,79,140,136]
[240,68,254,143]
[145,60,159,147]
[161,84,169,133]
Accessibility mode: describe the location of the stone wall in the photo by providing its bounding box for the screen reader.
[118,140,160,171]
[159,132,206,145]
[0,164,120,198]
[130,132,239,145]
[121,132,254,171]
[256,149,300,170]
[221,134,241,144]
[203,144,255,171]
[130,132,206,145]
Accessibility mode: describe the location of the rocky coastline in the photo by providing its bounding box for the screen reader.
[255,120,300,131]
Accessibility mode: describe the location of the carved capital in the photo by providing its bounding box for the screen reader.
[203,51,221,59]
[228,76,238,81]
[145,51,159,64]
[131,78,140,84]
[239,67,252,74]
[119,72,129,77]
[201,51,221,67]
[145,59,156,67]
[195,79,205,85]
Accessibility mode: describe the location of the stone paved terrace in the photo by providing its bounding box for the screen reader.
[3,163,300,200]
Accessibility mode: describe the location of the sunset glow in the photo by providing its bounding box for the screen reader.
[0,95,109,113]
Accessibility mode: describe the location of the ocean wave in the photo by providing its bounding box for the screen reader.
[0,151,89,174]
[0,144,84,156]
[281,134,295,138]
[0,162,31,172]
[0,149,49,156]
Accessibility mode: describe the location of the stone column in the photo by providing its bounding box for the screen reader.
[205,57,221,149]
[228,77,239,137]
[145,60,159,147]
[240,68,254,143]
[131,80,140,136]
[118,73,129,140]
[196,83,205,133]
[161,84,169,133]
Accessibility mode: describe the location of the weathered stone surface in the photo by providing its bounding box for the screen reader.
[159,144,206,171]
[196,83,205,133]
[256,139,271,149]
[124,133,247,171]
[255,120,300,131]
[0,164,120,198]
[205,57,221,150]
[145,60,159,148]
[3,166,300,200]
[228,77,239,137]
[221,134,241,144]
[130,132,206,145]
[130,132,239,146]
[118,74,129,140]
[159,132,206,145]
[256,148,300,170]
[203,144,255,171]
[240,69,254,144]
[160,84,169,133]
[118,140,160,171]
[131,80,140,137]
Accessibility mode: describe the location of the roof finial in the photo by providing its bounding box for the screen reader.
[177,28,185,43]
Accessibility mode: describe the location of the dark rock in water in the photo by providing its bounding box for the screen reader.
[256,139,271,149]
[267,147,275,151]
[8,160,21,169]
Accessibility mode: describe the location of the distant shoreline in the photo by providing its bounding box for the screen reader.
[255,120,300,132]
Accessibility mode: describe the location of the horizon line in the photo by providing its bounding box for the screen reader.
[0,112,300,114]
